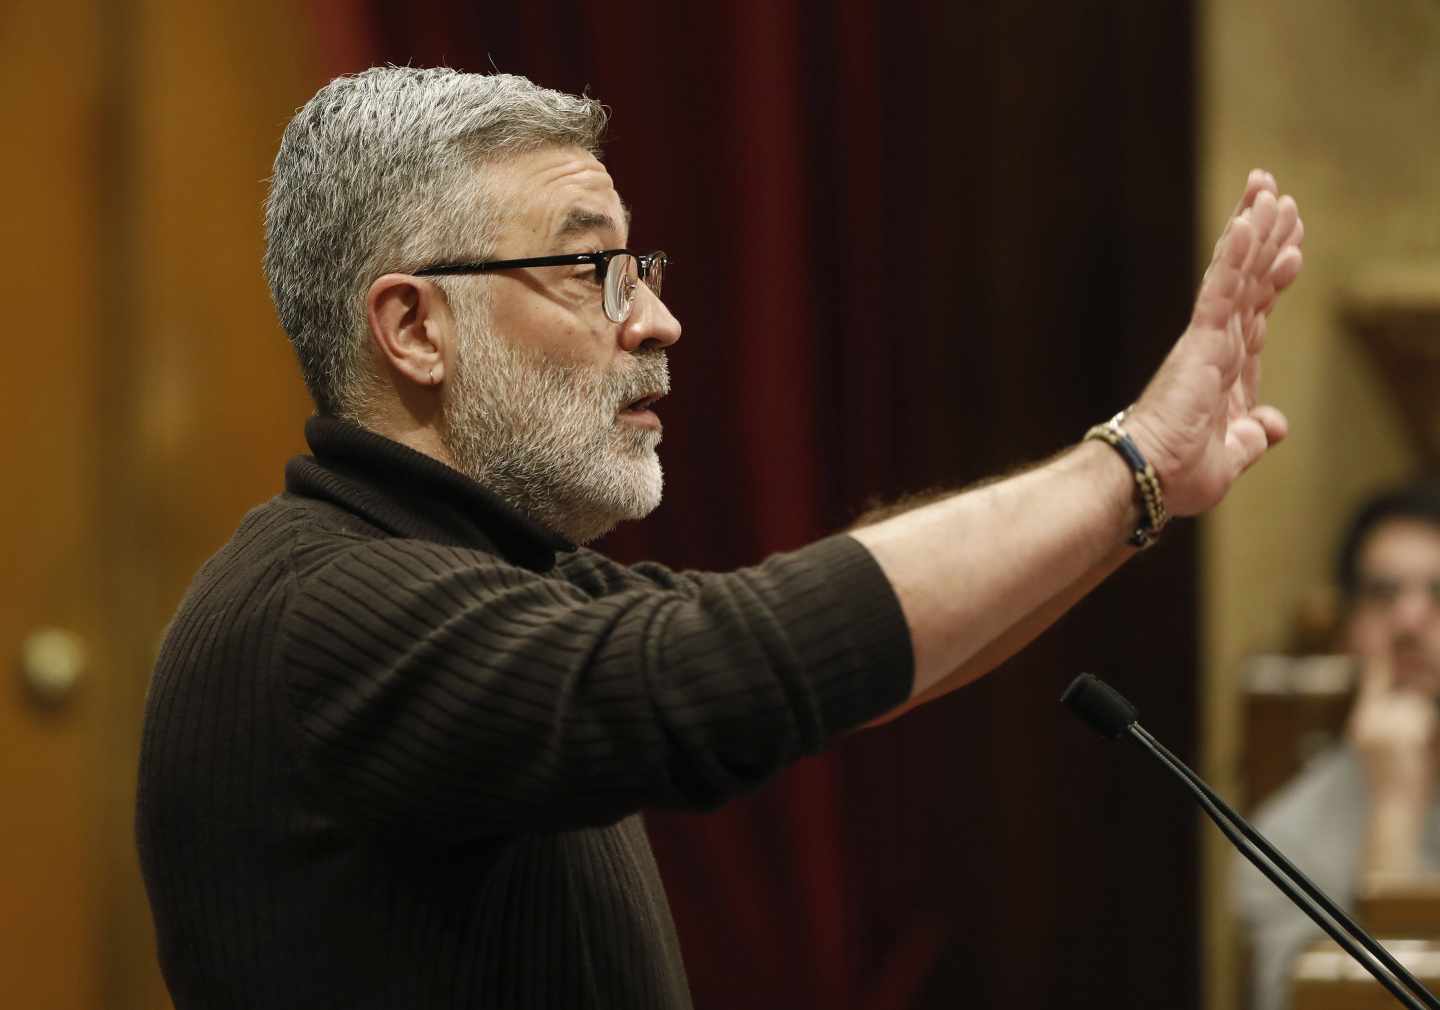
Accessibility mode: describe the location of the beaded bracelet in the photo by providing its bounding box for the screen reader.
[1084,409,1169,550]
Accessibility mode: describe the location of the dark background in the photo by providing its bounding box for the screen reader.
[319,2,1202,1006]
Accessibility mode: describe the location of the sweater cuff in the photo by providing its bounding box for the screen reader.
[771,534,915,739]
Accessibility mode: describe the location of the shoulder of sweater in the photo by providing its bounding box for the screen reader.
[554,534,896,608]
[552,547,675,597]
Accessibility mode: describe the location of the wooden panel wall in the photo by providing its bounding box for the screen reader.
[1199,2,1440,1007]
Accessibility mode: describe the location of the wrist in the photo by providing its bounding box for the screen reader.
[1369,761,1436,802]
[1083,408,1169,549]
[1364,792,1430,878]
[1075,439,1143,544]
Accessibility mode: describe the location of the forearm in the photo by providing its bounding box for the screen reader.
[849,439,1138,700]
[865,545,1129,725]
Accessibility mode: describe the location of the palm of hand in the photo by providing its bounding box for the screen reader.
[1127,172,1305,517]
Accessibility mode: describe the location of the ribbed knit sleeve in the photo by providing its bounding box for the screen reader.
[280,533,911,839]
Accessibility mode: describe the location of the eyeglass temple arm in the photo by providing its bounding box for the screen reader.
[414,253,604,277]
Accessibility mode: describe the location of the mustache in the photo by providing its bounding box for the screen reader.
[609,350,670,405]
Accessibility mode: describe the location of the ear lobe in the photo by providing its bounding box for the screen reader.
[366,273,450,388]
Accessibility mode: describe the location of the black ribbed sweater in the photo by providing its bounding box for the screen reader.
[136,417,913,1009]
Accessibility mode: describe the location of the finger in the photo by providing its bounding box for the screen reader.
[1268,246,1303,293]
[1242,191,1281,274]
[1254,197,1300,277]
[1250,274,1276,319]
[1226,414,1271,476]
[1205,172,1277,272]
[1192,218,1254,330]
[1271,196,1300,246]
[1247,309,1268,355]
[1238,332,1261,408]
[1230,169,1278,219]
[1226,365,1251,417]
[1205,216,1240,275]
[1251,260,1302,317]
[1248,242,1303,317]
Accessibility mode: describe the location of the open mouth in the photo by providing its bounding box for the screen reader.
[617,391,666,431]
[622,393,664,414]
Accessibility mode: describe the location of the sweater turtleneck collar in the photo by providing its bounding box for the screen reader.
[283,416,574,572]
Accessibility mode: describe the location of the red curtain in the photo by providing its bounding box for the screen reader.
[303,3,1202,1007]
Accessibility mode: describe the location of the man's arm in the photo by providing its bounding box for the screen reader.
[851,443,1138,703]
[865,543,1129,726]
[279,532,913,840]
[853,170,1304,710]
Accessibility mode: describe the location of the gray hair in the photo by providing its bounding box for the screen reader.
[263,66,609,418]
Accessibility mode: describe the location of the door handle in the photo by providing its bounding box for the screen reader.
[20,627,86,706]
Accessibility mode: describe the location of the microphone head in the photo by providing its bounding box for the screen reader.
[1061,673,1139,739]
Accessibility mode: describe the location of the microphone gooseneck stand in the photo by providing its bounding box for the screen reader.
[1061,673,1440,1010]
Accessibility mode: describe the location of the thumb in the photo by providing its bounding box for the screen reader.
[1226,415,1271,478]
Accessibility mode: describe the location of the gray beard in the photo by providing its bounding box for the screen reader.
[439,319,668,544]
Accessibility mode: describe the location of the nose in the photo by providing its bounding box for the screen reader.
[618,283,681,354]
[1392,584,1439,634]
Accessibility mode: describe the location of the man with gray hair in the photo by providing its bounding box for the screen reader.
[136,66,1304,1009]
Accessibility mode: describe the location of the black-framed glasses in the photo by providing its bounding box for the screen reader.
[414,249,668,324]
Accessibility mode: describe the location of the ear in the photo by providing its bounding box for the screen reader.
[365,273,454,390]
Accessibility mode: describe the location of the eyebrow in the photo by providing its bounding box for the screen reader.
[554,202,633,243]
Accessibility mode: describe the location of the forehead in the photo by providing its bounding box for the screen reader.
[1358,518,1440,575]
[489,145,629,249]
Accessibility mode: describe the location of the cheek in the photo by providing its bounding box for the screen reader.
[492,293,612,368]
[1346,615,1390,657]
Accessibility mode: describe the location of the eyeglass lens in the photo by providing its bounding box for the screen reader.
[602,254,666,324]
[603,254,638,323]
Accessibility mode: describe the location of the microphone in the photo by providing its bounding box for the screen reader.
[1061,673,1440,1010]
[1059,672,1137,739]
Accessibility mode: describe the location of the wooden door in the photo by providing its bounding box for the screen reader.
[0,2,314,1007]
[0,4,108,1006]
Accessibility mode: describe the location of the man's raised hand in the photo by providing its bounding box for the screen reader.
[1125,170,1305,518]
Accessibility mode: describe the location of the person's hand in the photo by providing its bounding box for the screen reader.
[1348,657,1438,880]
[1124,170,1304,517]
[1348,657,1439,799]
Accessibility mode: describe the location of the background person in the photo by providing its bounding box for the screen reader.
[1238,480,1440,1010]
